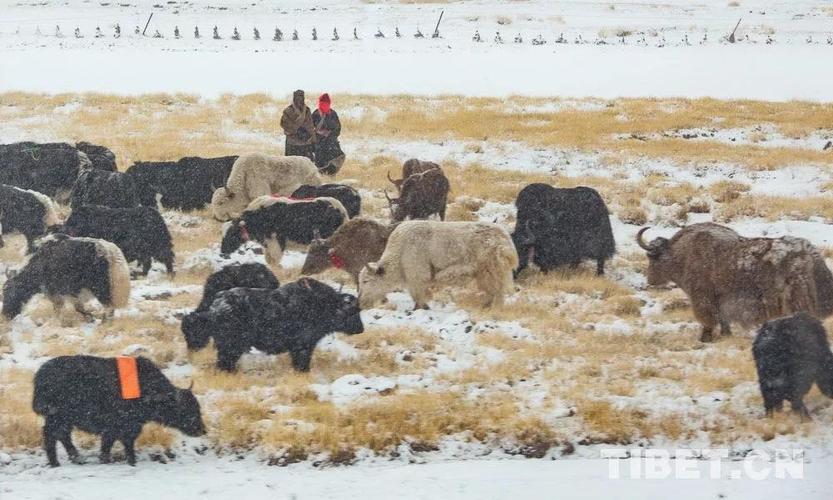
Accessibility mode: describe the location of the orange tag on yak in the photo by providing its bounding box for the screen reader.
[116,356,141,400]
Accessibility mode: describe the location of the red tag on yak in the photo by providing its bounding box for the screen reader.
[239,225,250,242]
[330,253,345,269]
[116,356,141,400]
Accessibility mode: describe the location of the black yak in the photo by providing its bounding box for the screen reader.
[33,355,205,466]
[74,142,118,171]
[511,184,615,276]
[195,263,280,312]
[181,278,363,372]
[220,196,348,266]
[753,313,833,420]
[2,235,130,320]
[0,142,93,200]
[290,183,362,218]
[56,205,175,276]
[69,169,140,209]
[126,155,238,210]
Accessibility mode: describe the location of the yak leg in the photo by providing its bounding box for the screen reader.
[596,258,606,276]
[719,318,732,337]
[25,234,38,254]
[121,427,142,466]
[764,396,784,418]
[43,416,61,467]
[791,398,811,422]
[100,433,116,463]
[402,262,432,310]
[290,344,314,372]
[57,426,81,464]
[140,258,152,276]
[216,347,245,372]
[691,294,719,342]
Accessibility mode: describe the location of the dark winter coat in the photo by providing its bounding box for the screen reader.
[752,312,833,419]
[75,142,118,171]
[0,142,93,200]
[281,104,316,147]
[312,109,344,173]
[70,169,140,209]
[512,184,615,276]
[32,355,205,466]
[181,278,364,372]
[126,156,238,210]
[291,183,361,218]
[195,263,280,312]
[58,205,175,276]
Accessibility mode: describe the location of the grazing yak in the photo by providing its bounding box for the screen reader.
[221,196,348,265]
[33,355,205,466]
[211,153,321,221]
[387,158,442,193]
[56,205,175,276]
[2,235,130,321]
[195,263,280,312]
[385,167,449,222]
[291,183,362,218]
[75,142,118,171]
[0,184,60,253]
[181,278,364,372]
[69,169,141,209]
[637,223,833,342]
[753,313,833,420]
[301,218,397,285]
[0,141,93,200]
[512,184,615,276]
[127,155,238,210]
[359,220,518,310]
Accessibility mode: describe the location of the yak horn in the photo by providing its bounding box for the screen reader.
[187,380,195,391]
[636,227,652,251]
[387,170,396,184]
[384,190,395,205]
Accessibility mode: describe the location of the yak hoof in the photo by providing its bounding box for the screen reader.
[699,331,715,343]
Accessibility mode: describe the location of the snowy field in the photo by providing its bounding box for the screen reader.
[3,1,833,499]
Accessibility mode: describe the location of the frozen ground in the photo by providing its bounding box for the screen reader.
[0,0,832,99]
[1,456,831,500]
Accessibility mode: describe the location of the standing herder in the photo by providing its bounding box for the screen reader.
[312,93,345,175]
[280,90,316,161]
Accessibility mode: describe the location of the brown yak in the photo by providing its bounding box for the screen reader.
[637,223,833,342]
[301,218,397,285]
[386,159,442,193]
[385,168,449,222]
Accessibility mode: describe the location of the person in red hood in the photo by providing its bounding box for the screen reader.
[312,93,345,175]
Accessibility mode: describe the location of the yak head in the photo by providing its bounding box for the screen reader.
[220,219,249,256]
[300,232,335,276]
[358,262,395,309]
[150,380,207,437]
[636,227,673,286]
[386,170,405,194]
[289,277,364,334]
[180,311,213,351]
[211,187,245,221]
[384,190,405,222]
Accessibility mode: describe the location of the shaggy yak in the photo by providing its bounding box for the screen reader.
[0,184,60,253]
[220,196,348,265]
[181,278,364,372]
[74,142,118,171]
[210,153,321,221]
[358,220,518,310]
[0,141,93,200]
[126,155,238,210]
[69,169,141,209]
[56,205,175,276]
[387,158,442,193]
[385,167,450,222]
[511,184,615,276]
[301,218,397,285]
[637,222,833,342]
[194,263,280,312]
[33,355,205,466]
[291,183,362,218]
[753,313,833,420]
[2,235,130,322]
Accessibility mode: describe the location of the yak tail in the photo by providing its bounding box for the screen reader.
[97,240,131,309]
[813,255,833,318]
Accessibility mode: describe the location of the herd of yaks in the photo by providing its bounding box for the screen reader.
[0,140,832,467]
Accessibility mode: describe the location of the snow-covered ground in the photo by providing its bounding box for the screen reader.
[1,0,832,99]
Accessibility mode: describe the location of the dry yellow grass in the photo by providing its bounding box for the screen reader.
[1,92,831,460]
